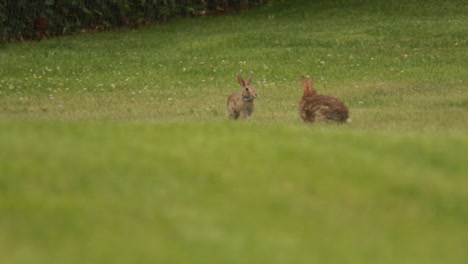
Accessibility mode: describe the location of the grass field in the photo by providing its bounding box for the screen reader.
[0,0,467,263]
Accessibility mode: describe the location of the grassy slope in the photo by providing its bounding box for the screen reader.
[0,0,467,263]
[1,121,466,264]
[1,0,466,128]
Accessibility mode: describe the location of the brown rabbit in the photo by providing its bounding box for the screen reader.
[299,76,350,123]
[227,74,258,120]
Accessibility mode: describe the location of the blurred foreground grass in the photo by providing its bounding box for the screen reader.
[0,121,467,263]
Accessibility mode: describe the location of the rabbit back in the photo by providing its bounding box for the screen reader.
[300,95,349,123]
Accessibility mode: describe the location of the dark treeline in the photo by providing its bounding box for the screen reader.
[0,0,269,43]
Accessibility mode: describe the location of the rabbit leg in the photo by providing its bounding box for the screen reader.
[239,110,251,119]
[227,110,240,120]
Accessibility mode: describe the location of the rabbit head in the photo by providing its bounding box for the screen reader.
[301,76,317,99]
[237,74,258,101]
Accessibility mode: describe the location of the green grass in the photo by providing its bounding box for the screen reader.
[0,0,467,263]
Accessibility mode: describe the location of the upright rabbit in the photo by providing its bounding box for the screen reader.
[299,76,350,123]
[227,74,258,120]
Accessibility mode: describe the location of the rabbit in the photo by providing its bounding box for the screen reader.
[227,74,258,120]
[299,76,350,123]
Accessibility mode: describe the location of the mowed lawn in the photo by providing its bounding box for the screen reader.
[0,0,467,263]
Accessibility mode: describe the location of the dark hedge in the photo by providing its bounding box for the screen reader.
[0,0,269,43]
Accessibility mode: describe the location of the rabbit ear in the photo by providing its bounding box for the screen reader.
[309,76,317,95]
[247,73,253,85]
[301,76,310,90]
[237,75,246,87]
